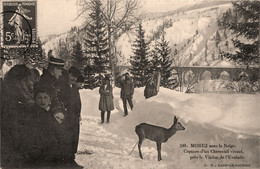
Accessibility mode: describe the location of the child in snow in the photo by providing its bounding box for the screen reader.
[98,76,114,123]
[20,86,54,166]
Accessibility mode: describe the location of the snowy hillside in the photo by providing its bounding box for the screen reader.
[42,3,236,68]
[75,87,260,169]
[117,4,233,66]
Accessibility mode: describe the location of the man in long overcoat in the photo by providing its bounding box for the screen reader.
[57,67,82,163]
[120,73,134,116]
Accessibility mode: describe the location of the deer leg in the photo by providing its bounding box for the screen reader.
[138,137,144,159]
[156,142,162,161]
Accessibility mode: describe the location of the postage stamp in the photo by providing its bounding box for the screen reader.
[0,1,37,49]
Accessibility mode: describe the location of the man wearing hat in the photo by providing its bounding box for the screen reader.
[38,56,65,107]
[58,66,82,165]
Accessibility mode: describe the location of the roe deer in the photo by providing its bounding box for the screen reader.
[135,116,185,161]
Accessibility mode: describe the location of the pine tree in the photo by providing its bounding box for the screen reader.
[215,30,221,47]
[221,0,260,66]
[152,33,175,89]
[218,8,232,29]
[83,60,99,89]
[71,41,84,69]
[85,0,109,86]
[130,23,150,87]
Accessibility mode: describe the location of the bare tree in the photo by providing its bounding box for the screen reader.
[76,0,144,85]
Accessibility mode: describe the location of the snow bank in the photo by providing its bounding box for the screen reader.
[78,87,259,168]
[80,87,260,137]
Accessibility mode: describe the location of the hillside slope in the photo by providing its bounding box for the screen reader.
[42,3,235,68]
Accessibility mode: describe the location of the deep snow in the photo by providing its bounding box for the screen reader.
[75,87,260,169]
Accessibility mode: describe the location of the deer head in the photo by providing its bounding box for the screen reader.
[174,116,185,130]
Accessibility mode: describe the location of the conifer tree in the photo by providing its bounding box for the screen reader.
[215,30,221,47]
[152,32,175,89]
[71,40,84,69]
[130,23,150,87]
[220,0,260,66]
[85,0,109,86]
[83,59,99,89]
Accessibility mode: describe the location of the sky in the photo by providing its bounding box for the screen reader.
[37,0,200,37]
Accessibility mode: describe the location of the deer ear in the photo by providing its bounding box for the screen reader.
[174,116,178,124]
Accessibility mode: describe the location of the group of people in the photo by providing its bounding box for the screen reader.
[98,71,159,124]
[98,72,135,124]
[1,56,159,168]
[1,57,84,169]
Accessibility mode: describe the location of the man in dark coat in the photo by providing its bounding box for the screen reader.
[57,66,82,164]
[38,56,65,107]
[1,64,33,168]
[120,73,134,116]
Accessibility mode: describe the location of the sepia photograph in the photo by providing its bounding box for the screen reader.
[0,0,259,168]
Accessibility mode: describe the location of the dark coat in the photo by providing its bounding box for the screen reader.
[99,83,114,111]
[24,104,71,163]
[1,81,33,166]
[56,73,82,155]
[44,114,72,162]
[144,77,158,99]
[120,79,134,99]
[20,104,51,162]
[58,83,81,125]
[57,72,81,128]
[38,69,59,105]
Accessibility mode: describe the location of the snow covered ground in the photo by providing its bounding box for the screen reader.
[75,87,260,169]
